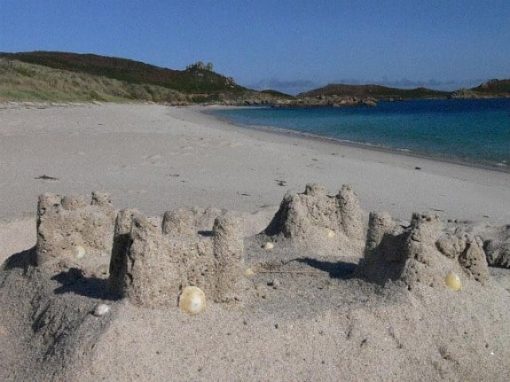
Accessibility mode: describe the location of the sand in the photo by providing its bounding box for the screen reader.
[0,103,509,225]
[1,103,509,381]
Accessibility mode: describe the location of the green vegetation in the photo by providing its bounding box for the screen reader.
[300,84,450,99]
[1,51,507,104]
[0,51,244,94]
[186,61,214,71]
[0,58,187,102]
[259,89,294,99]
[472,79,510,95]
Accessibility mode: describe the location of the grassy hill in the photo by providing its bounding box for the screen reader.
[0,58,189,102]
[259,89,294,99]
[471,79,510,95]
[300,84,450,99]
[1,51,507,104]
[0,51,245,94]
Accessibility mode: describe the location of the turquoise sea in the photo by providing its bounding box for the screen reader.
[212,99,510,168]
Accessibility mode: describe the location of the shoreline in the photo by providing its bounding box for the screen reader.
[0,103,509,226]
[202,105,510,174]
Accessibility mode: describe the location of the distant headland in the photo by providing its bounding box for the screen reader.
[1,51,509,107]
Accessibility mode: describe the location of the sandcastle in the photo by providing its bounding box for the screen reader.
[34,192,246,308]
[33,185,505,311]
[109,208,245,307]
[264,183,365,257]
[357,212,489,289]
[480,225,510,268]
[36,192,116,268]
[33,185,367,310]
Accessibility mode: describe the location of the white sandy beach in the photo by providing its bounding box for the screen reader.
[1,103,509,225]
[1,103,510,381]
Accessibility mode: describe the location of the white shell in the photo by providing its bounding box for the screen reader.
[93,303,110,317]
[445,271,462,291]
[179,286,206,315]
[75,245,86,259]
[263,242,274,250]
[327,229,336,238]
[244,268,255,277]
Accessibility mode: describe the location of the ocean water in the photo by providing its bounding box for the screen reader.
[212,99,510,168]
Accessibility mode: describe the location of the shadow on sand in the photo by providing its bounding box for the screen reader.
[1,247,37,272]
[52,268,119,300]
[294,257,357,279]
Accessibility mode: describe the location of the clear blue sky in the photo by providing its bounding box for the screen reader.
[1,0,509,93]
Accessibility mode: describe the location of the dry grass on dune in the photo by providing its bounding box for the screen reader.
[0,58,187,103]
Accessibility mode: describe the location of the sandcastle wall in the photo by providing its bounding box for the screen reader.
[33,186,504,310]
[36,192,116,267]
[357,212,489,289]
[264,183,365,257]
[109,208,245,307]
[480,225,510,268]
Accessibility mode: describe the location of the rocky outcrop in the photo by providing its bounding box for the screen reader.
[357,212,489,289]
[271,95,377,108]
[109,208,245,307]
[448,89,481,99]
[36,192,116,269]
[264,184,365,257]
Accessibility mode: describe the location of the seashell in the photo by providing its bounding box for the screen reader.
[263,242,274,250]
[327,229,336,238]
[75,245,86,259]
[445,271,462,291]
[179,286,206,315]
[93,303,110,317]
[244,268,255,277]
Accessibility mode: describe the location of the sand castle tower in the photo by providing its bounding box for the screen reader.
[109,208,246,307]
[263,183,365,257]
[357,212,489,289]
[36,192,116,269]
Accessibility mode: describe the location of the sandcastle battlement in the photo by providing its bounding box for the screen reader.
[264,183,365,257]
[34,192,245,308]
[480,224,510,268]
[357,211,489,289]
[36,192,116,267]
[109,208,245,307]
[32,186,503,311]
